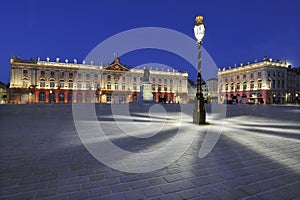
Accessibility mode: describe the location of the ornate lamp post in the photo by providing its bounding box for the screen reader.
[193,16,206,124]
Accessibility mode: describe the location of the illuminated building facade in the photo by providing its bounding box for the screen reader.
[9,57,188,104]
[218,57,299,104]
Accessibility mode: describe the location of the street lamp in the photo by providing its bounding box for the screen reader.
[193,16,206,124]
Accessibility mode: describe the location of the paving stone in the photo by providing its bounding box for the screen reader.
[148,177,166,186]
[179,188,200,199]
[160,183,181,194]
[129,180,150,189]
[87,186,111,197]
[123,190,145,200]
[111,183,130,193]
[143,186,162,198]
[163,174,184,183]
[89,174,105,181]
[81,181,100,190]
[100,177,120,186]
[36,188,58,198]
[58,184,81,194]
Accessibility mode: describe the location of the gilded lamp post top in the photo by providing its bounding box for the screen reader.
[195,16,204,24]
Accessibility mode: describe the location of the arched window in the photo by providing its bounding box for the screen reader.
[39,92,46,101]
[250,81,254,90]
[86,81,90,89]
[230,83,234,91]
[59,80,64,88]
[77,81,82,89]
[59,93,64,102]
[68,92,73,102]
[68,80,73,88]
[243,82,247,90]
[85,93,91,102]
[50,79,55,88]
[77,92,82,103]
[40,79,46,88]
[22,77,29,87]
[107,82,111,90]
[257,80,262,89]
[236,83,240,91]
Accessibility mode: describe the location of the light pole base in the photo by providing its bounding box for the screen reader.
[193,99,206,124]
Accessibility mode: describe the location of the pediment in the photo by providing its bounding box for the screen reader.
[105,58,129,72]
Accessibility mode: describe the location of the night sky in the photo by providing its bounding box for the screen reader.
[1,0,300,84]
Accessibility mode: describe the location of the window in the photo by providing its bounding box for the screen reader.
[273,80,276,89]
[236,83,240,90]
[164,85,167,92]
[258,80,262,89]
[153,78,155,82]
[152,84,156,91]
[86,74,90,79]
[59,93,64,102]
[277,80,280,89]
[60,80,64,88]
[273,71,275,76]
[133,77,137,82]
[69,73,73,79]
[86,81,90,89]
[50,71,55,77]
[94,82,99,89]
[41,71,45,76]
[23,70,28,75]
[133,84,137,90]
[267,71,270,77]
[107,95,112,103]
[85,93,91,102]
[68,92,73,102]
[282,80,284,88]
[39,92,46,101]
[114,83,118,90]
[40,79,46,87]
[77,81,82,89]
[243,74,246,79]
[60,72,64,78]
[107,82,111,90]
[22,77,29,87]
[107,75,111,81]
[68,80,73,88]
[250,81,254,90]
[94,74,98,79]
[122,83,126,90]
[170,79,173,85]
[237,75,240,80]
[122,76,125,82]
[78,73,81,79]
[230,83,234,91]
[243,82,247,90]
[250,73,254,78]
[50,79,55,87]
[164,79,167,84]
[258,72,262,78]
[225,84,228,91]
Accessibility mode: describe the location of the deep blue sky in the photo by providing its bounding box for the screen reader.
[1,0,300,84]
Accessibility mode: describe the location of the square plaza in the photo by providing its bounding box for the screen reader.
[0,104,299,199]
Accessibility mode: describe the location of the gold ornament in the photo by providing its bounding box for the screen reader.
[195,16,204,23]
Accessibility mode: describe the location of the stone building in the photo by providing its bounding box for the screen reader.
[9,56,188,104]
[218,57,299,104]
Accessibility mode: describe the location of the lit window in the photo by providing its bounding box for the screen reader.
[258,80,262,89]
[40,79,46,87]
[68,80,73,88]
[50,79,55,87]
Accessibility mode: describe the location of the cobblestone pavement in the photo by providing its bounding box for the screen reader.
[0,104,299,200]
